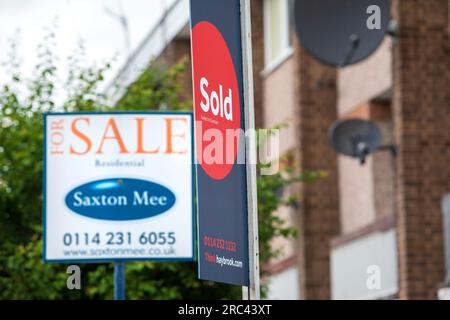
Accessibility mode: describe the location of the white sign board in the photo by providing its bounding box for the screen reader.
[43,112,194,262]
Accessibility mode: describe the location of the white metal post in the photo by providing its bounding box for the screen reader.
[240,0,261,300]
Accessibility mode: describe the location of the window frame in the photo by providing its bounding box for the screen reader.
[263,0,293,72]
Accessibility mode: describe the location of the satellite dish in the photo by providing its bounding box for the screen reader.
[329,119,382,164]
[294,0,391,67]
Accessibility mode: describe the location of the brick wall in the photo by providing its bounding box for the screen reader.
[338,102,396,234]
[251,0,265,129]
[338,38,393,116]
[338,155,377,233]
[263,56,296,155]
[158,38,193,105]
[393,0,450,299]
[293,38,341,299]
[262,54,299,268]
[373,116,396,220]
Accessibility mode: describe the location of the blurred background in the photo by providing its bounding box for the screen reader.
[0,0,449,300]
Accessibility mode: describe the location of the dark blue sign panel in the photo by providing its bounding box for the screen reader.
[190,0,250,286]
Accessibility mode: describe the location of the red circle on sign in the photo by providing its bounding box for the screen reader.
[192,21,241,180]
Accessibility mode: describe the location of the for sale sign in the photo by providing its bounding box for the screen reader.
[43,112,194,262]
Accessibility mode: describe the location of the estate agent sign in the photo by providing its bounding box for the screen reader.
[43,112,194,262]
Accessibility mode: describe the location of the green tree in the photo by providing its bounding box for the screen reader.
[0,31,322,299]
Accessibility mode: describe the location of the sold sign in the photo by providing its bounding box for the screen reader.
[192,21,241,181]
[191,0,253,288]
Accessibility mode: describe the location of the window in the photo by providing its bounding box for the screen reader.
[263,0,294,69]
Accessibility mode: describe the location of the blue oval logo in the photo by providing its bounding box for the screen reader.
[65,178,176,221]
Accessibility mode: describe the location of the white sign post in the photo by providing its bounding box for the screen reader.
[43,112,194,298]
[240,0,261,300]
